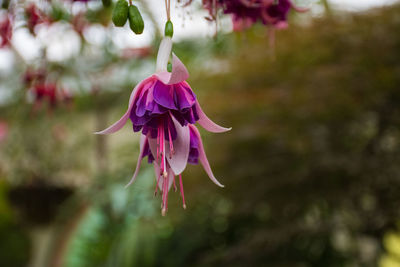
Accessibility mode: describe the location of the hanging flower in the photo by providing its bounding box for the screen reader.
[262,0,308,29]
[32,83,57,108]
[23,68,46,85]
[25,3,51,35]
[201,0,308,31]
[96,37,230,215]
[0,14,12,48]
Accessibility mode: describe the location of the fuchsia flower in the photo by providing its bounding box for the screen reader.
[0,15,12,48]
[202,0,308,31]
[33,83,57,108]
[25,4,50,35]
[96,37,230,215]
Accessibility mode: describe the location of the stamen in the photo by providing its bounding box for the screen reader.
[161,175,168,216]
[179,174,186,209]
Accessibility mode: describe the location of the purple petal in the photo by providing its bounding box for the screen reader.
[175,83,196,110]
[125,135,147,188]
[195,102,231,133]
[153,81,177,110]
[130,113,151,126]
[95,77,155,135]
[135,90,149,117]
[171,110,187,126]
[189,125,224,187]
[154,53,189,85]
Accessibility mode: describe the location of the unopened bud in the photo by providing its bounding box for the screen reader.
[128,4,144,34]
[164,20,173,37]
[112,0,128,27]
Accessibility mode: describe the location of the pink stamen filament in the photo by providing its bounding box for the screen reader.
[179,174,186,209]
[162,175,168,216]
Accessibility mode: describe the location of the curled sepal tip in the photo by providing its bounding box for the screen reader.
[195,102,231,133]
[189,125,225,188]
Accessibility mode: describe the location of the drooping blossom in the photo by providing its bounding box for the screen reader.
[201,0,308,31]
[23,68,46,85]
[25,4,50,35]
[0,14,12,48]
[32,83,57,108]
[96,37,230,215]
[29,82,72,111]
[24,68,73,110]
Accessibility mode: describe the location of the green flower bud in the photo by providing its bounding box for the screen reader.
[167,62,172,72]
[112,0,128,27]
[164,20,173,37]
[128,5,144,34]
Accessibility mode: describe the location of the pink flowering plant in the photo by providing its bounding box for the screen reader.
[96,32,231,215]
[201,0,308,31]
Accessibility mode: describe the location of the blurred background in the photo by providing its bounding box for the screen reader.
[1,0,400,266]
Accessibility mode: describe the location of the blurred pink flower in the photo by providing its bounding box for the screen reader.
[25,4,50,35]
[33,83,57,108]
[0,15,12,48]
[202,0,308,31]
